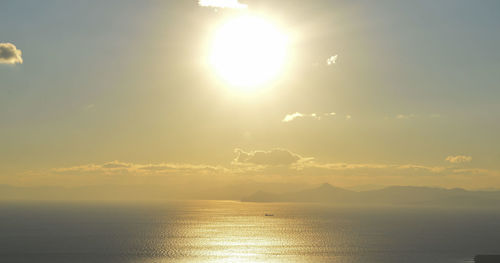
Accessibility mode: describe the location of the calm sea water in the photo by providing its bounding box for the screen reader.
[0,200,499,263]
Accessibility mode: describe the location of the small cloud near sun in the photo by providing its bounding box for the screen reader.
[198,0,247,9]
[326,54,338,66]
[283,112,304,122]
[282,112,338,122]
[0,43,23,64]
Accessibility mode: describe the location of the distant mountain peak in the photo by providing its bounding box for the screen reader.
[315,183,351,192]
[317,183,338,189]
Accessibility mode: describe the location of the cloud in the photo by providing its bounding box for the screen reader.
[198,0,247,9]
[53,161,228,176]
[282,112,337,122]
[451,168,490,175]
[49,158,454,178]
[294,161,448,175]
[394,114,443,120]
[84,104,95,111]
[326,55,338,65]
[234,148,310,166]
[232,149,480,178]
[0,43,23,64]
[282,112,304,122]
[446,155,472,164]
[396,114,415,120]
[101,161,131,169]
[20,148,499,191]
[52,153,484,181]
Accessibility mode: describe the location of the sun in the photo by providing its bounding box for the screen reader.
[209,15,289,90]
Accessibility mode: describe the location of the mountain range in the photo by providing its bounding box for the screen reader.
[2,182,500,207]
[242,183,500,207]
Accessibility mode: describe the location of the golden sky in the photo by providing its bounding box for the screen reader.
[1,0,500,192]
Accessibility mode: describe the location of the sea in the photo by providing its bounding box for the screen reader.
[0,200,499,263]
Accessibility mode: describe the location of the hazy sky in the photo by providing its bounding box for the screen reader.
[1,0,500,190]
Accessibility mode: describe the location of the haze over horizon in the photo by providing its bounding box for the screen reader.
[2,0,500,197]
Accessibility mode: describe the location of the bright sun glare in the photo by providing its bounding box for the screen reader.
[210,15,289,89]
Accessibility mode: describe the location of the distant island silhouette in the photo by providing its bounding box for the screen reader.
[242,183,500,207]
[2,183,500,207]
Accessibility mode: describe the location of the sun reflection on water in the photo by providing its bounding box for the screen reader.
[180,203,297,262]
[152,200,338,263]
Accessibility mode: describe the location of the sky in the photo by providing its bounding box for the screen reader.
[1,0,500,191]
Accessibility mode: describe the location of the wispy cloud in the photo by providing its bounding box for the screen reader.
[446,155,472,164]
[53,161,228,176]
[233,148,312,166]
[326,54,338,65]
[50,151,484,180]
[282,112,304,122]
[198,0,247,9]
[282,112,337,122]
[0,43,23,64]
[284,113,441,122]
[396,114,415,120]
[231,149,490,179]
[84,104,95,111]
[394,114,442,120]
